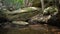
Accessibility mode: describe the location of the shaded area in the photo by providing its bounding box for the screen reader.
[0,0,60,34]
[0,28,9,34]
[0,24,60,34]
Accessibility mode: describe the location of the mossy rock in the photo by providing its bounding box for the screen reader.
[5,7,41,21]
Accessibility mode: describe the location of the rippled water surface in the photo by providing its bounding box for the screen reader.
[0,24,60,34]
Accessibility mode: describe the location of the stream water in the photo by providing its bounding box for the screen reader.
[0,24,60,34]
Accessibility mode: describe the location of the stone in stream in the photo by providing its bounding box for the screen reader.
[28,14,51,24]
[11,21,29,28]
[5,7,41,21]
[0,6,41,28]
[28,6,58,24]
[12,21,29,25]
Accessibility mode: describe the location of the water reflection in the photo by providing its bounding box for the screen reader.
[0,24,60,34]
[0,27,9,34]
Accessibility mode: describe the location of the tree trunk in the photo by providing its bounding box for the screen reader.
[41,0,44,12]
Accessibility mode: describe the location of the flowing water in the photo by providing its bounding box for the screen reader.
[0,24,60,34]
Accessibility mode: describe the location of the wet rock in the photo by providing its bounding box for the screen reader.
[12,21,29,25]
[28,14,51,24]
[43,6,58,16]
[5,7,41,21]
[11,21,29,28]
[0,7,41,28]
[28,6,58,24]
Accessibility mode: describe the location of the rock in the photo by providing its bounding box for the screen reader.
[12,21,29,26]
[6,7,40,14]
[28,14,51,24]
[5,7,41,21]
[0,7,41,27]
[28,6,58,24]
[43,6,58,16]
[11,21,29,28]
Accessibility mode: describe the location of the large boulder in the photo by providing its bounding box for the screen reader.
[0,7,41,27]
[28,6,58,24]
[5,7,41,21]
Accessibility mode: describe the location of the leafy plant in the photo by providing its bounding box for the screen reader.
[3,0,24,10]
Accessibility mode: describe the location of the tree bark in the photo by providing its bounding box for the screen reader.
[41,0,44,12]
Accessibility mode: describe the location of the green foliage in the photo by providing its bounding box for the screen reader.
[43,6,58,15]
[3,0,24,10]
[29,0,33,2]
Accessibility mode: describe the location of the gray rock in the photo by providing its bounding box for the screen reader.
[12,21,29,26]
[28,6,58,24]
[10,21,29,28]
[28,14,51,24]
[5,7,41,21]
